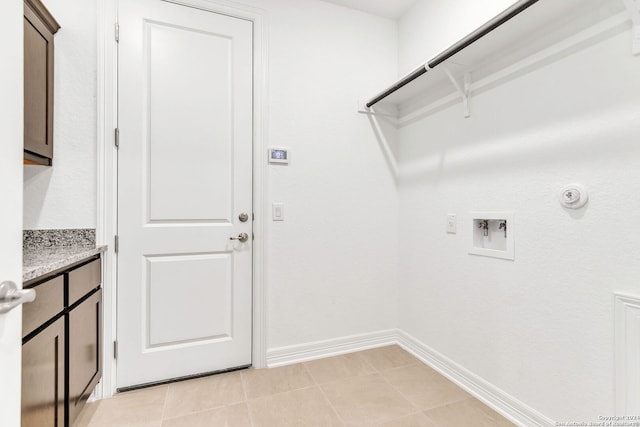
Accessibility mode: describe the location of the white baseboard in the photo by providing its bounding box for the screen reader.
[396,330,555,427]
[266,329,398,367]
[267,328,555,426]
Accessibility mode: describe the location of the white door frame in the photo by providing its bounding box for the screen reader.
[96,0,269,397]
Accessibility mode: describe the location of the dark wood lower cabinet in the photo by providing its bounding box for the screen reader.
[21,317,65,427]
[68,290,102,425]
[22,257,102,427]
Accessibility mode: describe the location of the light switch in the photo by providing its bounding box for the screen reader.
[446,214,457,233]
[272,203,284,221]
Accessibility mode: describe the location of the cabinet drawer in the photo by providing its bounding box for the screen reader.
[68,259,101,305]
[23,275,64,338]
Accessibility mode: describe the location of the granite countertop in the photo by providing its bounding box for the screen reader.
[23,229,107,283]
[23,245,107,283]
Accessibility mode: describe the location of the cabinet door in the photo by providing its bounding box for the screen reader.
[68,290,102,426]
[22,317,65,427]
[23,0,59,165]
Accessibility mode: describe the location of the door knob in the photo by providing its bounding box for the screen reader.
[230,233,249,243]
[0,281,36,315]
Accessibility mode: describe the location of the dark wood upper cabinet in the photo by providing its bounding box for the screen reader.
[23,0,59,166]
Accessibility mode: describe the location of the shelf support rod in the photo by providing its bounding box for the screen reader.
[443,67,471,118]
[623,0,640,55]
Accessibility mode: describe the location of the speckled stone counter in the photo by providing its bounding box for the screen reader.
[23,229,107,283]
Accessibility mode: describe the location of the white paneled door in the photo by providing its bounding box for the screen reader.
[117,0,253,388]
[0,1,24,425]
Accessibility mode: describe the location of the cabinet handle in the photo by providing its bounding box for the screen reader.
[0,281,36,314]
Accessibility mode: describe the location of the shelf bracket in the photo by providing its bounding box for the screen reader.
[357,101,399,125]
[443,67,471,118]
[623,0,640,55]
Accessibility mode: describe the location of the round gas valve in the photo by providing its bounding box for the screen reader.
[559,184,588,209]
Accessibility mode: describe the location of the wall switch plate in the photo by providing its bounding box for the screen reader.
[446,214,457,233]
[272,203,284,221]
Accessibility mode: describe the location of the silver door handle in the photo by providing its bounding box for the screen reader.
[0,281,36,315]
[230,233,249,243]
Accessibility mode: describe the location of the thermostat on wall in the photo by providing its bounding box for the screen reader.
[269,148,289,164]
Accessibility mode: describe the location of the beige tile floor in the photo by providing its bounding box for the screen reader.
[76,345,515,427]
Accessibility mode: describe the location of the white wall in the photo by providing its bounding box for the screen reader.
[21,0,400,353]
[246,0,400,349]
[397,0,640,422]
[23,0,97,230]
[398,0,515,74]
[18,0,640,421]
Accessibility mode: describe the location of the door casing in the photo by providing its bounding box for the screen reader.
[96,0,268,397]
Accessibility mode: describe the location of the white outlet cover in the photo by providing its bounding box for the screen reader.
[446,214,457,234]
[272,203,284,221]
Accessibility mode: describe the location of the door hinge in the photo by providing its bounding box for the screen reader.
[113,341,118,359]
[114,235,119,253]
[114,128,120,148]
[115,23,119,43]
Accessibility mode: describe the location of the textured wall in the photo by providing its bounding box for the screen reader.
[397,0,640,421]
[21,0,400,351]
[248,0,400,348]
[23,0,97,229]
[398,0,515,74]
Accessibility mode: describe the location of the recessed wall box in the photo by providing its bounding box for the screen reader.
[469,211,514,260]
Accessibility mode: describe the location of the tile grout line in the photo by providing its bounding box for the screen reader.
[238,370,256,427]
[373,347,478,425]
[423,409,439,426]
[99,348,510,427]
[370,348,446,426]
[160,404,254,425]
[159,372,248,423]
[309,348,427,426]
[377,355,483,423]
[301,359,348,425]
[360,347,420,424]
[242,364,323,425]
[159,385,170,424]
[339,348,419,425]
[160,386,250,424]
[377,364,425,422]
[301,359,321,384]
[246,383,319,401]
[421,397,484,426]
[352,349,378,376]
